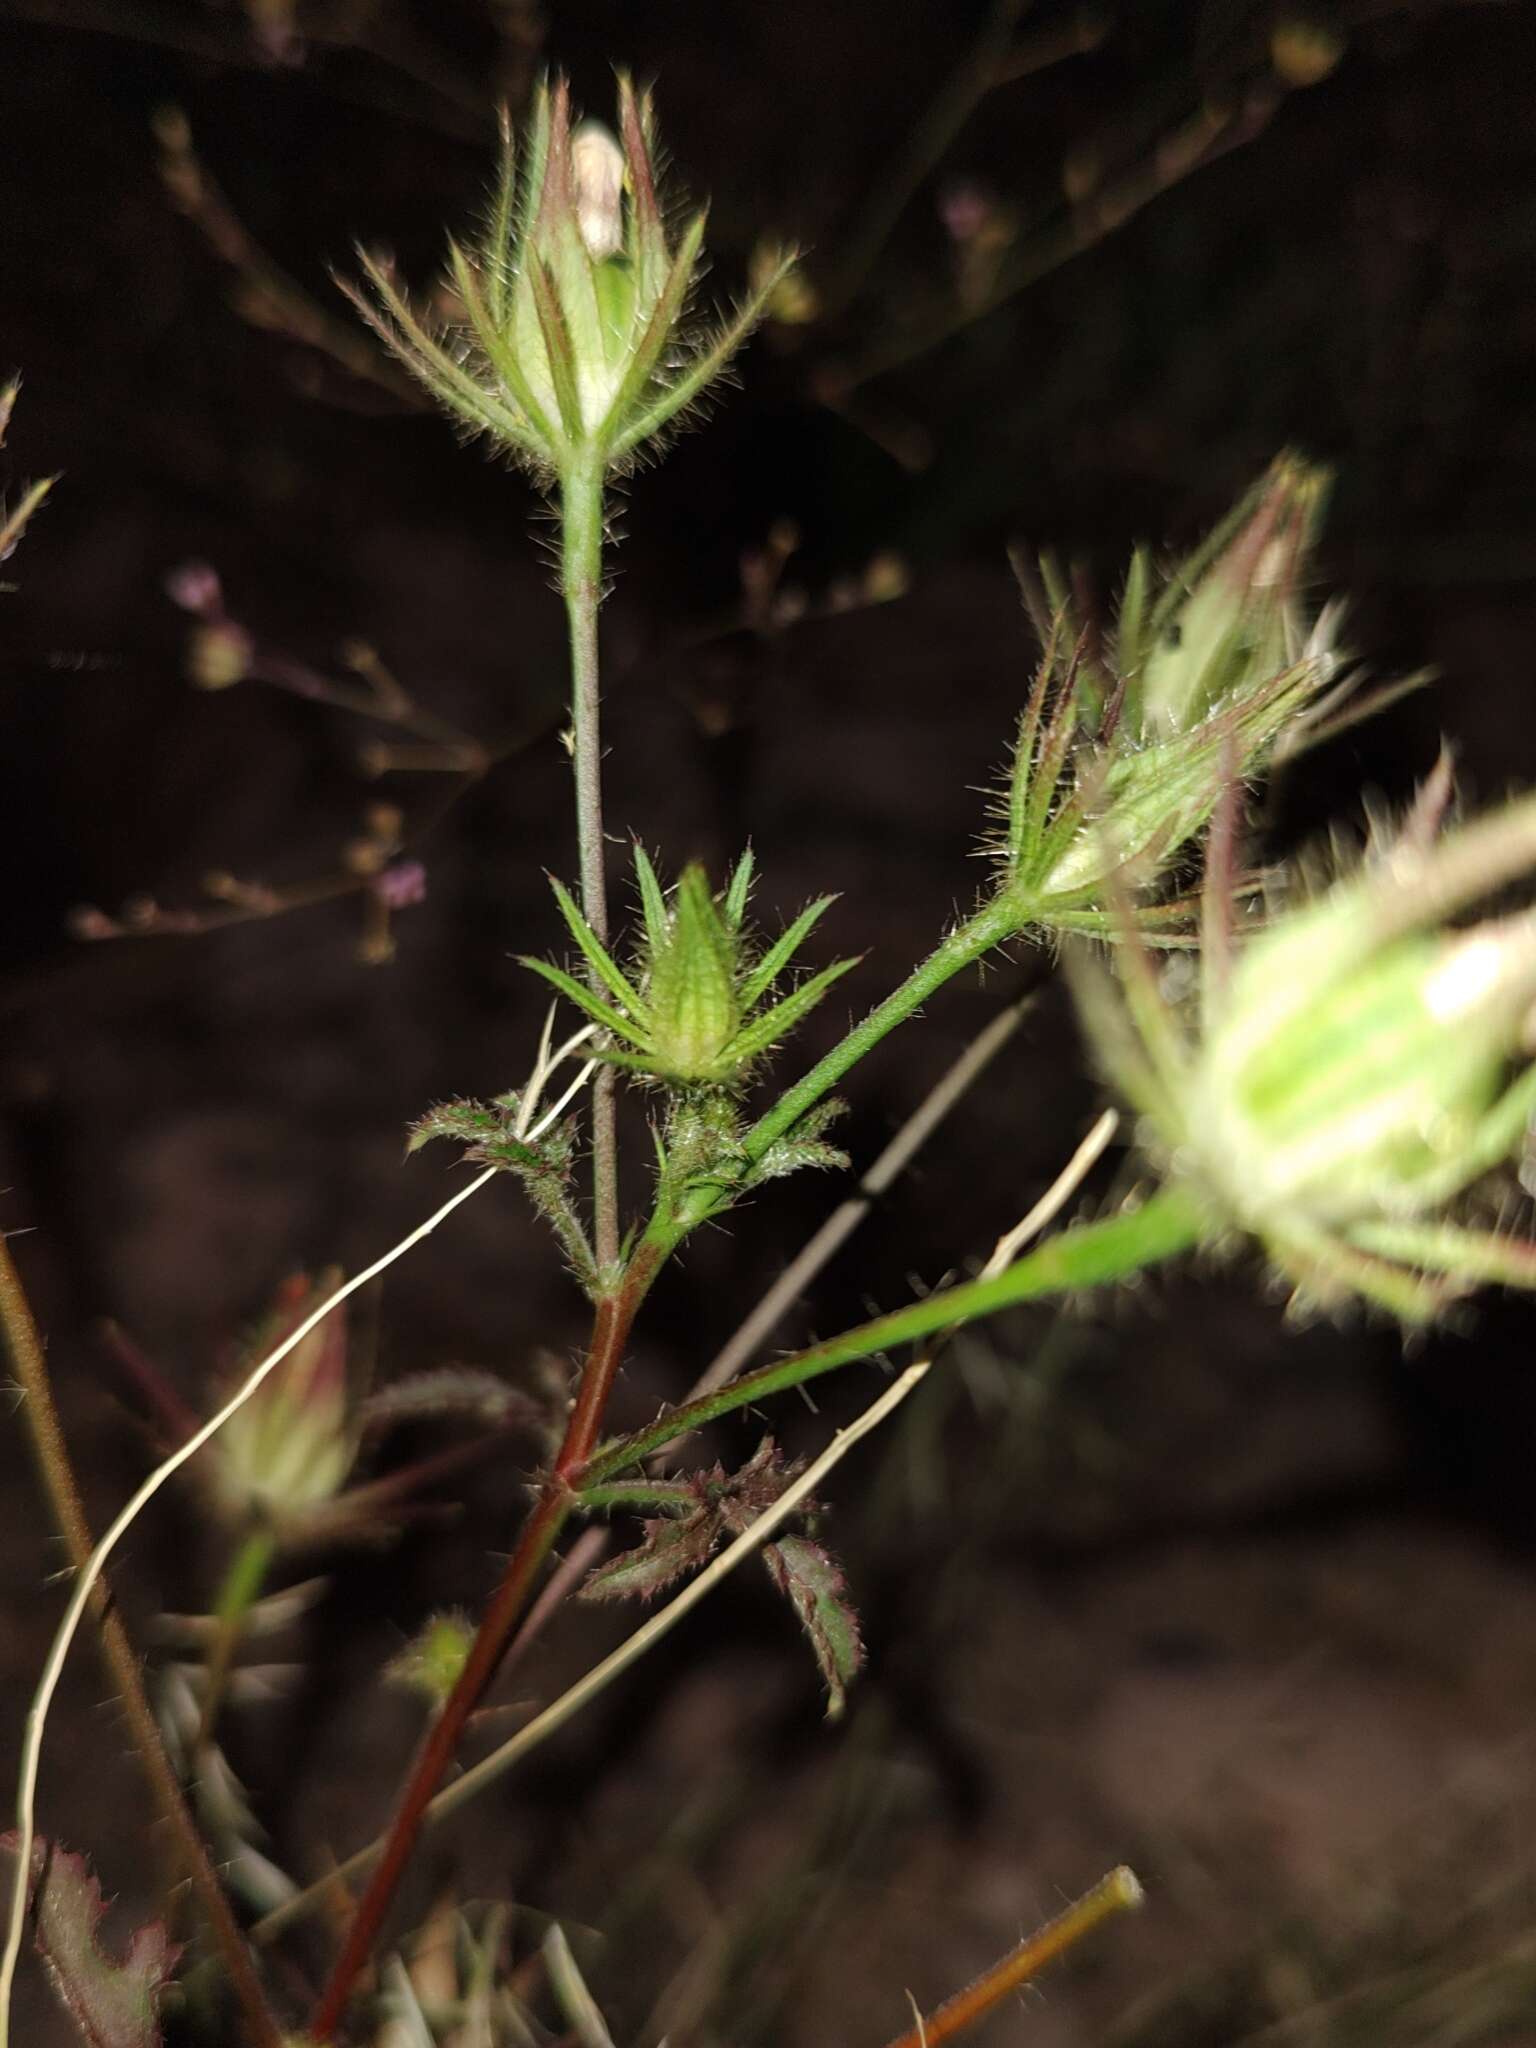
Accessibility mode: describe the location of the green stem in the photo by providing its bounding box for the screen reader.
[0,1237,283,2048]
[574,1479,698,1514]
[657,896,1023,1252]
[561,452,619,1273]
[197,1526,277,1752]
[585,1183,1204,1484]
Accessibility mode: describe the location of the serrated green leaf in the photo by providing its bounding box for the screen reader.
[579,1507,722,1603]
[761,1536,864,1720]
[406,1097,512,1154]
[748,1135,851,1186]
[0,1835,179,2048]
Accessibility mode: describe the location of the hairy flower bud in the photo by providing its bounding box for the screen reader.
[346,77,796,480]
[1076,787,1536,1319]
[992,457,1404,945]
[1132,454,1329,738]
[521,847,856,1090]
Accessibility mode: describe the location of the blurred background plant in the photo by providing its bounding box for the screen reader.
[5,2,1536,2045]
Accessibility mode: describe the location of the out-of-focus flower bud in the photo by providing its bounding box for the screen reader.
[1132,454,1329,737]
[187,619,254,690]
[1271,14,1346,87]
[211,1271,355,1536]
[1075,786,1536,1320]
[991,457,1399,945]
[164,560,225,618]
[385,1610,474,1706]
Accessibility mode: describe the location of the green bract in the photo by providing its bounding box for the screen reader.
[1075,782,1536,1320]
[344,76,795,480]
[521,849,858,1088]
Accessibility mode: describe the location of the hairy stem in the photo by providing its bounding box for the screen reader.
[692,983,1034,1398]
[308,1239,667,2037]
[651,895,1023,1256]
[256,1117,1128,1947]
[745,899,1019,1168]
[0,1236,284,2048]
[307,905,1042,2023]
[562,454,619,1273]
[587,1183,1203,1482]
[880,1866,1143,2048]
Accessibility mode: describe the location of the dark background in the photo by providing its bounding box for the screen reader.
[4,2,1536,2042]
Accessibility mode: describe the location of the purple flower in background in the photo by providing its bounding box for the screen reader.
[374,860,427,910]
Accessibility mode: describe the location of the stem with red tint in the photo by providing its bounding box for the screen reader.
[879,1866,1142,2048]
[308,1243,664,2038]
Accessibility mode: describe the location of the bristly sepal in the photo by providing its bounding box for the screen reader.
[761,1534,865,1720]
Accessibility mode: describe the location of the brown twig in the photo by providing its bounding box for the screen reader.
[880,1866,1143,2048]
[0,1233,284,2048]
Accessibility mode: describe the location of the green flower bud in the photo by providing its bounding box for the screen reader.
[345,76,796,481]
[1076,786,1536,1319]
[1196,911,1536,1228]
[521,847,858,1090]
[645,865,745,1082]
[386,1610,475,1706]
[1132,454,1329,737]
[993,457,1401,945]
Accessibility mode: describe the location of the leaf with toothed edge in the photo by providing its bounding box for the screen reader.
[761,1535,864,1720]
[0,1835,179,2048]
[580,1508,722,1603]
